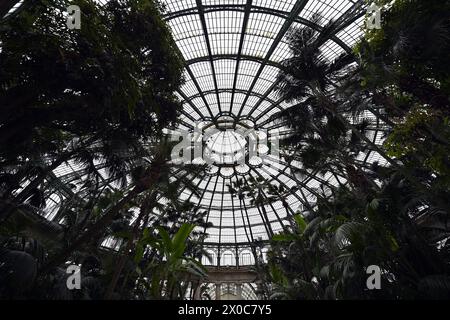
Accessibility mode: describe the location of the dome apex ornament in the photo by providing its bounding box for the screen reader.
[171,120,280,174]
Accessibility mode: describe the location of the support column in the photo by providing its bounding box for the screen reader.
[236,283,243,300]
[215,283,221,300]
[256,282,265,300]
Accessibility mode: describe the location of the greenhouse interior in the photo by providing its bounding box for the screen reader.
[0,0,449,301]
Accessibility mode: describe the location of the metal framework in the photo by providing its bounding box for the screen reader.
[36,0,388,267]
[160,0,382,259]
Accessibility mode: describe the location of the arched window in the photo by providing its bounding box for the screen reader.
[220,250,236,266]
[239,250,255,266]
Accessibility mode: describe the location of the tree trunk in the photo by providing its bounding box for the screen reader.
[104,192,157,299]
[259,203,274,238]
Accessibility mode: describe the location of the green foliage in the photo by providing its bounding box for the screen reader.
[267,0,450,300]
[134,223,207,299]
[357,0,450,108]
[267,169,450,299]
[385,107,450,177]
[1,0,450,301]
[0,0,207,300]
[0,0,184,187]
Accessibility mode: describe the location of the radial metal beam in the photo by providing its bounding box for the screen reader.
[239,192,256,243]
[177,90,205,121]
[259,161,328,206]
[321,0,366,39]
[255,164,312,209]
[200,175,220,248]
[246,80,282,119]
[235,0,310,121]
[167,1,364,126]
[196,0,223,114]
[247,168,293,229]
[172,168,210,204]
[277,158,341,190]
[241,175,273,238]
[230,185,239,245]
[245,0,367,124]
[184,66,217,120]
[229,0,253,114]
[217,179,226,248]
[171,43,217,120]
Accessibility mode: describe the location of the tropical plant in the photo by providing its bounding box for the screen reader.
[267,164,450,300]
[133,223,208,300]
[267,2,450,300]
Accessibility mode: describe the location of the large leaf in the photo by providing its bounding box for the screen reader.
[156,226,172,253]
[334,222,365,248]
[269,263,288,286]
[294,214,307,234]
[184,258,208,278]
[272,233,296,242]
[172,223,195,255]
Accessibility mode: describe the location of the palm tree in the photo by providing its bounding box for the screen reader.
[275,12,450,218]
[266,163,450,299]
[356,0,450,113]
[104,164,207,299]
[39,139,174,272]
[276,14,401,170]
[278,104,379,195]
[229,177,276,238]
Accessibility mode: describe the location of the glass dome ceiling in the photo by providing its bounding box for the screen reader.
[158,0,382,249]
[38,0,388,260]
